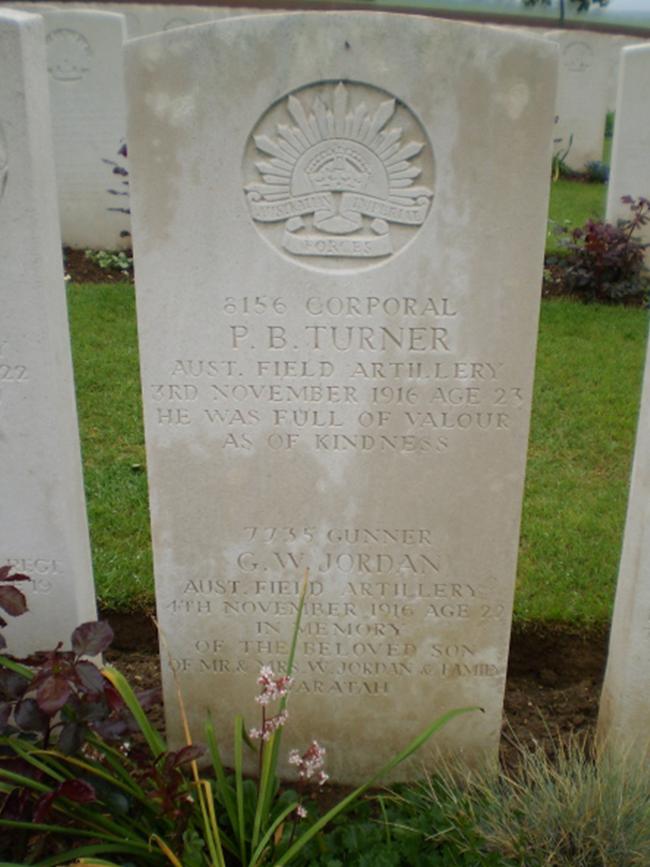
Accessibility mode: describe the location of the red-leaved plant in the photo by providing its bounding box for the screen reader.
[0,569,477,866]
[548,196,650,303]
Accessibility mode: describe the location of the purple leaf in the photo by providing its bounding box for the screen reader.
[34,791,56,823]
[75,660,105,693]
[37,675,72,716]
[71,621,114,657]
[0,701,10,731]
[0,565,10,581]
[0,632,5,650]
[169,744,205,768]
[35,778,96,820]
[15,697,48,732]
[0,585,28,617]
[93,718,128,740]
[135,686,162,710]
[0,668,29,700]
[59,778,96,803]
[58,721,85,755]
[0,571,30,583]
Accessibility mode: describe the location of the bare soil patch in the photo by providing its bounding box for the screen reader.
[64,247,134,284]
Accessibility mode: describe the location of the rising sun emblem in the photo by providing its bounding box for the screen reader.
[243,81,434,270]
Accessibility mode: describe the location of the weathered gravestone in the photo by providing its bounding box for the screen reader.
[598,332,650,759]
[545,30,609,172]
[0,8,96,655]
[0,4,268,39]
[42,9,128,249]
[605,35,646,113]
[606,44,650,261]
[126,13,558,782]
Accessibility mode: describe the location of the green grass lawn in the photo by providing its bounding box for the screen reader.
[68,284,153,610]
[545,129,612,253]
[67,282,649,624]
[546,179,607,253]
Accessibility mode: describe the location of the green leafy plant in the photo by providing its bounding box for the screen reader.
[552,131,574,182]
[583,160,609,184]
[84,249,133,276]
[0,573,477,865]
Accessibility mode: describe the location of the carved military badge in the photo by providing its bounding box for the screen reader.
[243,81,434,270]
[46,29,92,82]
[563,42,593,73]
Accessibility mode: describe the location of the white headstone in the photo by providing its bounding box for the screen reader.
[598,334,650,759]
[126,12,558,782]
[0,3,268,38]
[546,29,609,171]
[42,9,128,249]
[0,8,96,654]
[605,44,650,260]
[605,35,646,114]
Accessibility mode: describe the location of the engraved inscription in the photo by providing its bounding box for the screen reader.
[0,121,7,203]
[562,42,593,73]
[243,81,434,270]
[164,524,507,695]
[0,338,29,416]
[146,290,528,455]
[46,29,93,82]
[2,557,63,595]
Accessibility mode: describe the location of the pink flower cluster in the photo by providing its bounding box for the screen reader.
[255,665,293,706]
[249,709,288,742]
[288,740,329,786]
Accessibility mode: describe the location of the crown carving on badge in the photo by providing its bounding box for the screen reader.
[306,146,370,192]
[246,82,433,207]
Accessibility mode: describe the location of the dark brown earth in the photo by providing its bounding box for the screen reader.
[101,610,609,769]
[64,247,134,283]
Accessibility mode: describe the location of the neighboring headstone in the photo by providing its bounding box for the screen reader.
[545,29,609,172]
[605,44,650,260]
[0,8,96,654]
[605,35,646,114]
[598,335,650,759]
[42,9,128,249]
[126,13,558,782]
[0,3,268,38]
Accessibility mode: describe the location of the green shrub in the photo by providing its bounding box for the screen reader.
[414,736,650,867]
[84,249,133,275]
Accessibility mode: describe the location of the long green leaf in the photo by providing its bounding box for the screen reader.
[0,817,134,845]
[7,741,66,784]
[234,714,247,863]
[102,665,166,758]
[249,799,298,867]
[0,756,141,841]
[274,706,480,866]
[36,841,160,866]
[0,767,51,794]
[205,713,239,839]
[0,654,32,679]
[251,727,276,852]
[85,733,150,799]
[36,749,147,803]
